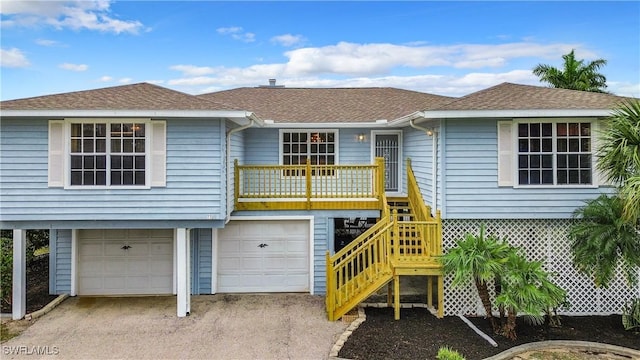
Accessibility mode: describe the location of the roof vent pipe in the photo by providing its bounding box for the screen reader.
[269,78,276,87]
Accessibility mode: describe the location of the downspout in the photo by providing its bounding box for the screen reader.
[226,113,258,222]
[409,118,438,211]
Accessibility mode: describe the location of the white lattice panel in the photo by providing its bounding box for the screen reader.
[442,219,640,316]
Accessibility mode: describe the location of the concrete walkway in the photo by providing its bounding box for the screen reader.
[2,294,348,359]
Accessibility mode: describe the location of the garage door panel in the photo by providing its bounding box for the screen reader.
[217,220,310,293]
[78,229,173,295]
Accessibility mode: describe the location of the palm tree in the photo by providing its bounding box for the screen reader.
[441,225,511,333]
[597,100,640,223]
[569,194,640,288]
[532,49,608,93]
[496,251,566,340]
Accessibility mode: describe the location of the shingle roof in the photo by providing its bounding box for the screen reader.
[435,82,635,111]
[0,82,236,111]
[198,87,455,122]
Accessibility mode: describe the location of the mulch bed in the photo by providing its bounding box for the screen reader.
[1,256,58,314]
[338,307,640,360]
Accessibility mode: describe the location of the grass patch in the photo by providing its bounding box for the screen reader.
[0,322,19,342]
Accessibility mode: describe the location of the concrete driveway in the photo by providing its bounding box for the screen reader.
[2,294,348,359]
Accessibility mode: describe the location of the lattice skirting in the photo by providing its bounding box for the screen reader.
[442,219,640,316]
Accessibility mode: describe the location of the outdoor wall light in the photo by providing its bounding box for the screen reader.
[357,133,366,142]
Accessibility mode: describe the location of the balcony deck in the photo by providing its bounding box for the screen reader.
[234,158,386,211]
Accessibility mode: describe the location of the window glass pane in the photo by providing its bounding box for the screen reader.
[530,170,541,184]
[122,124,133,137]
[96,156,106,169]
[96,139,106,152]
[569,170,579,183]
[111,171,121,185]
[530,155,540,168]
[569,123,579,136]
[134,139,145,153]
[557,170,567,184]
[83,124,94,137]
[529,123,540,137]
[568,154,578,168]
[135,171,145,185]
[71,171,82,185]
[123,139,133,153]
[518,139,528,152]
[111,123,121,135]
[542,170,553,184]
[135,156,145,169]
[518,170,528,185]
[283,144,290,153]
[327,155,335,164]
[123,156,133,169]
[71,156,82,169]
[542,139,552,152]
[518,124,528,137]
[83,156,95,169]
[300,133,307,141]
[83,172,94,185]
[283,156,290,165]
[123,172,133,185]
[83,139,94,153]
[542,123,552,137]
[569,139,580,152]
[96,124,106,137]
[71,139,81,153]
[557,123,567,136]
[530,139,540,152]
[579,154,591,168]
[580,170,591,184]
[292,133,298,142]
[111,139,121,153]
[557,139,567,152]
[111,156,122,169]
[96,171,106,185]
[557,154,567,168]
[518,155,528,168]
[134,124,145,137]
[284,133,290,142]
[542,155,553,168]
[581,138,590,152]
[71,124,82,137]
[580,123,590,136]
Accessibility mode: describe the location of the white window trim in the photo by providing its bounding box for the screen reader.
[512,118,598,189]
[278,129,340,177]
[63,118,152,190]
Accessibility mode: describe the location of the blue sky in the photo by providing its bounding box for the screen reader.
[1,1,639,101]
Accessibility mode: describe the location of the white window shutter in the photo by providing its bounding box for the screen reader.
[150,120,167,187]
[48,120,65,187]
[497,121,514,187]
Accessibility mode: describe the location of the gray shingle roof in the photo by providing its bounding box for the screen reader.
[435,82,635,111]
[198,87,455,122]
[0,83,236,111]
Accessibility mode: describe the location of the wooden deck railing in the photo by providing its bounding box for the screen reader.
[234,158,386,210]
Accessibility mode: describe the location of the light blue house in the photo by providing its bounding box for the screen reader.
[1,81,635,320]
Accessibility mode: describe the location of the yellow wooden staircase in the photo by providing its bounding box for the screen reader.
[325,161,444,321]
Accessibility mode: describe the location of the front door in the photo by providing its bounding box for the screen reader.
[373,132,401,193]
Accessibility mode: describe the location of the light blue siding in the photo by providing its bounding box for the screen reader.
[403,127,435,207]
[51,229,72,294]
[0,118,227,226]
[191,228,212,294]
[442,118,611,219]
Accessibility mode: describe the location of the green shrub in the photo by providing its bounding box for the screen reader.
[622,298,640,331]
[1,237,12,308]
[436,346,466,360]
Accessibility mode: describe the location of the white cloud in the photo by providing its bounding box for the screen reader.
[0,48,30,67]
[271,34,306,47]
[59,63,88,71]
[216,26,255,42]
[0,0,146,34]
[118,78,132,84]
[608,81,640,98]
[98,75,113,82]
[35,38,63,47]
[170,65,218,76]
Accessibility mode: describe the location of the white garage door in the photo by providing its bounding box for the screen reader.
[218,220,310,292]
[78,229,173,295]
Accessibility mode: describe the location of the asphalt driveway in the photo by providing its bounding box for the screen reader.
[2,294,348,359]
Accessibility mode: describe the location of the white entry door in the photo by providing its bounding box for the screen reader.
[77,229,173,295]
[217,220,310,292]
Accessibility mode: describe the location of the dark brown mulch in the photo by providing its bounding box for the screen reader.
[1,256,58,314]
[338,307,640,360]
